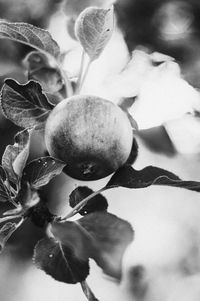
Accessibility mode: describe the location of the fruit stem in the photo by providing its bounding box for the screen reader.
[76,57,92,94]
[58,63,73,97]
[75,48,85,94]
[60,186,108,220]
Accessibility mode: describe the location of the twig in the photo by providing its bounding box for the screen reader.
[0,215,22,224]
[59,186,108,221]
[76,58,92,94]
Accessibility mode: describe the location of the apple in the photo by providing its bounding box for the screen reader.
[45,95,135,180]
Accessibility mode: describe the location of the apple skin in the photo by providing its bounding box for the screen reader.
[45,95,135,180]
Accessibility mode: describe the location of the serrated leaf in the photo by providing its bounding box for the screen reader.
[75,7,114,61]
[22,157,66,189]
[34,237,89,284]
[0,222,18,252]
[0,166,11,202]
[2,128,33,183]
[52,212,134,278]
[0,21,60,59]
[69,186,108,215]
[106,165,200,192]
[0,79,54,129]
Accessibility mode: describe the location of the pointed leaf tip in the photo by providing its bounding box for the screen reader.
[0,21,60,59]
[75,6,114,61]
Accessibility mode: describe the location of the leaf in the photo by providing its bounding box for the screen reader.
[22,157,66,189]
[0,166,11,202]
[24,51,64,94]
[69,186,108,215]
[0,222,18,252]
[2,128,33,183]
[0,21,60,59]
[106,165,200,192]
[75,7,114,61]
[0,79,54,129]
[29,67,64,94]
[81,281,99,301]
[34,237,89,284]
[52,212,134,279]
[23,51,54,72]
[16,182,40,209]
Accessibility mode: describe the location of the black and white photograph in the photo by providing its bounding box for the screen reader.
[0,0,200,300]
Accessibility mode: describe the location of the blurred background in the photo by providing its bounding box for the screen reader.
[1,0,200,301]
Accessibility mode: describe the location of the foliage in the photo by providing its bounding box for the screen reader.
[0,5,199,301]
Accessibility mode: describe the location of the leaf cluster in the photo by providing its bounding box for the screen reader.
[0,5,200,301]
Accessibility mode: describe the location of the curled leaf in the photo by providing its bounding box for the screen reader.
[34,237,89,284]
[24,51,64,96]
[106,165,200,192]
[2,128,33,183]
[0,79,54,129]
[69,186,108,215]
[0,222,18,252]
[75,7,114,61]
[0,21,60,59]
[22,157,66,189]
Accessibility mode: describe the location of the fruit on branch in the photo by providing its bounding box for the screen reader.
[45,95,136,180]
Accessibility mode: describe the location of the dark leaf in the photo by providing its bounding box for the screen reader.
[27,202,54,228]
[2,128,33,183]
[106,165,200,192]
[0,166,11,202]
[52,212,134,279]
[75,7,114,61]
[69,186,108,215]
[22,157,66,189]
[0,222,18,252]
[0,79,54,129]
[81,281,99,301]
[0,21,60,59]
[34,237,89,284]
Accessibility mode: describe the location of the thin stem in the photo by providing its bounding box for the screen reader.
[81,281,99,301]
[15,217,25,229]
[0,215,22,224]
[58,63,73,97]
[75,49,85,94]
[76,58,92,94]
[59,186,108,221]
